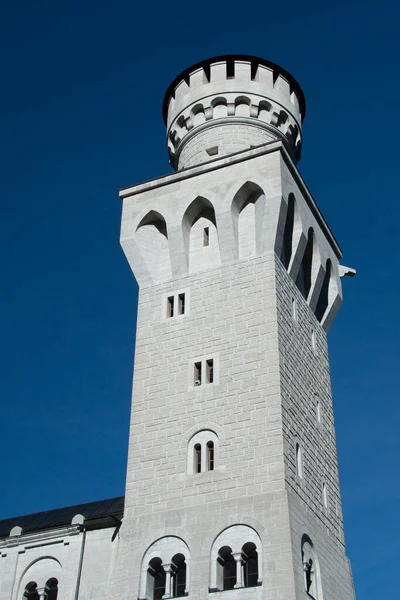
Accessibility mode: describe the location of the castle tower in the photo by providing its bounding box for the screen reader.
[114,55,356,600]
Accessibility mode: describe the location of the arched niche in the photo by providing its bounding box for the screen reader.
[295,228,320,300]
[231,182,265,259]
[182,197,220,273]
[316,259,341,330]
[315,259,336,324]
[279,193,302,270]
[136,211,172,284]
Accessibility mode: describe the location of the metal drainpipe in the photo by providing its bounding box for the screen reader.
[74,526,87,600]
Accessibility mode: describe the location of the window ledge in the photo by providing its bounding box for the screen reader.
[208,583,262,593]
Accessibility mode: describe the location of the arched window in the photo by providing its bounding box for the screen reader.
[217,546,236,590]
[19,558,61,600]
[23,582,39,600]
[187,430,219,474]
[207,441,214,471]
[210,525,262,591]
[301,535,323,599]
[194,444,201,474]
[140,537,190,600]
[172,553,187,597]
[147,557,166,600]
[295,442,303,479]
[45,578,58,600]
[242,542,258,587]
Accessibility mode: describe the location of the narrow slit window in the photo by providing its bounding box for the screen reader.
[178,293,185,315]
[194,362,202,386]
[203,227,210,247]
[311,329,316,352]
[206,359,214,383]
[207,441,214,471]
[292,297,297,321]
[323,482,328,508]
[295,442,303,478]
[167,296,174,318]
[194,444,202,473]
[316,398,321,424]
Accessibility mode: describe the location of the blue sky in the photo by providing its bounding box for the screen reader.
[0,1,398,597]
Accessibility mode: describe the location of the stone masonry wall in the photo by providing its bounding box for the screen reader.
[178,124,276,169]
[275,257,355,600]
[110,254,299,600]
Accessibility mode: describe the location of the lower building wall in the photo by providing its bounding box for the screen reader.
[108,490,297,600]
[0,526,118,600]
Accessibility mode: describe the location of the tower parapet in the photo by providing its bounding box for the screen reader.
[163,55,306,170]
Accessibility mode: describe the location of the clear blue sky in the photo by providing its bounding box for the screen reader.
[0,1,398,597]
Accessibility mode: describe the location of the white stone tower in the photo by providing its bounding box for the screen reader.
[113,55,356,600]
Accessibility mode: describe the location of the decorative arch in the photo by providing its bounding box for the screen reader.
[211,97,228,119]
[234,96,251,117]
[136,210,172,283]
[231,182,266,259]
[140,536,190,600]
[210,525,262,591]
[182,197,220,273]
[258,101,272,122]
[181,420,225,452]
[191,104,206,127]
[301,535,323,600]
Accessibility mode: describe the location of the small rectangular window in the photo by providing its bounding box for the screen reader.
[203,227,209,247]
[167,296,174,318]
[178,293,185,315]
[206,146,219,157]
[206,359,214,384]
[194,362,202,386]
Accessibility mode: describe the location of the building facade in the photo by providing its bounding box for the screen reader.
[0,55,356,600]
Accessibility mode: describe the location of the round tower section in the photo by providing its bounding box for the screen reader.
[163,55,306,170]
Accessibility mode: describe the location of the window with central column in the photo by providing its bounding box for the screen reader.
[210,525,262,592]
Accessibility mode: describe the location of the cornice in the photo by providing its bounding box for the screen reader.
[119,142,341,258]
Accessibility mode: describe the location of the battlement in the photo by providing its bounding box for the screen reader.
[163,55,306,170]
